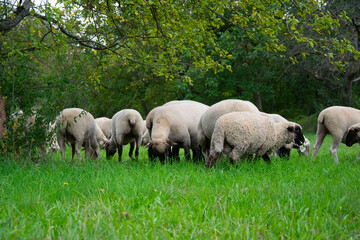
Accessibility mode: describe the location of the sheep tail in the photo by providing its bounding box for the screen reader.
[318,111,325,125]
[129,115,136,127]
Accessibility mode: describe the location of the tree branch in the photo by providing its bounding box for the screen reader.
[0,0,32,33]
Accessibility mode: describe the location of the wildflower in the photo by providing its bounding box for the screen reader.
[63,182,69,185]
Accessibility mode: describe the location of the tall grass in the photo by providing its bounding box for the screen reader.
[1,134,360,239]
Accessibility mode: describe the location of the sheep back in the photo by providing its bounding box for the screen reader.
[201,99,260,139]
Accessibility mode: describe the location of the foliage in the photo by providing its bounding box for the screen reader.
[1,0,360,155]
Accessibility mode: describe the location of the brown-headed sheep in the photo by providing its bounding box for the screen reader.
[312,106,360,163]
[206,112,305,169]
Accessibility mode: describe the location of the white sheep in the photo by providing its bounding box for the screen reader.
[146,100,209,162]
[198,99,260,162]
[261,113,310,158]
[56,108,99,162]
[312,106,360,163]
[206,112,305,169]
[95,117,112,139]
[105,109,144,161]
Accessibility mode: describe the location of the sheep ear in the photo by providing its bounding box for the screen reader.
[144,143,152,149]
[102,141,109,149]
[167,139,177,146]
[287,126,294,132]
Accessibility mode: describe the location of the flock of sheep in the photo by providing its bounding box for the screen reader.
[50,99,360,168]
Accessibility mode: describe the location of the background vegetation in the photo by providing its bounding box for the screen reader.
[1,1,360,152]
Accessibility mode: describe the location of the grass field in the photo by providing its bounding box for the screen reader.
[1,134,360,239]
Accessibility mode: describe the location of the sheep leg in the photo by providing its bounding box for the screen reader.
[356,151,360,159]
[117,134,125,162]
[329,137,341,164]
[229,145,246,165]
[171,146,180,163]
[75,140,83,162]
[191,146,201,163]
[312,125,327,159]
[206,152,218,169]
[134,136,141,159]
[117,145,123,162]
[84,140,91,161]
[58,136,66,160]
[262,154,271,164]
[128,141,135,160]
[70,143,75,163]
[183,145,191,161]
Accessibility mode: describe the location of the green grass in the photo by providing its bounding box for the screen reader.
[1,134,360,239]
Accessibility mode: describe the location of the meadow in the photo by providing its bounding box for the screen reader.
[1,133,360,239]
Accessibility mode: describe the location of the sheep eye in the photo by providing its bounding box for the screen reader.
[355,128,360,133]
[287,126,294,132]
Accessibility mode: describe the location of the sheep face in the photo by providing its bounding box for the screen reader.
[346,126,360,147]
[287,124,305,145]
[105,142,117,158]
[151,139,169,154]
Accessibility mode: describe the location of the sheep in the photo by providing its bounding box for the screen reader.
[146,100,209,163]
[206,112,305,169]
[198,99,260,162]
[261,113,310,158]
[312,106,360,163]
[56,108,99,162]
[105,109,144,161]
[95,117,111,139]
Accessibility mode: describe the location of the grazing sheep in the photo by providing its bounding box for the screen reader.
[146,100,209,163]
[56,108,99,162]
[206,112,305,169]
[106,109,144,161]
[95,117,111,139]
[312,106,360,163]
[198,99,260,162]
[261,113,310,158]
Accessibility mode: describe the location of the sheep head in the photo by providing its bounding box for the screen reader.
[105,140,117,158]
[287,123,305,146]
[346,124,360,146]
